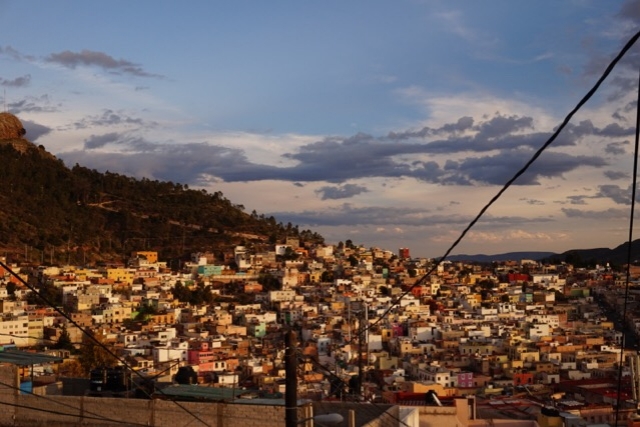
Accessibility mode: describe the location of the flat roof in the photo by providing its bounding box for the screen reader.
[153,385,298,405]
[0,350,63,366]
[154,385,251,401]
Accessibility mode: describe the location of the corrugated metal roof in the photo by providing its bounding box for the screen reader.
[0,350,63,366]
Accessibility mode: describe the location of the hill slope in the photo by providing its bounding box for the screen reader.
[0,127,322,264]
[546,240,640,266]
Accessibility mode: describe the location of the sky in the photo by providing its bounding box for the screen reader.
[1,0,640,258]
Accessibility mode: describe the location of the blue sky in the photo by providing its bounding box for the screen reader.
[1,0,639,258]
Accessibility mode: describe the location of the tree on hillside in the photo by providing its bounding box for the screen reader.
[280,247,299,261]
[321,270,334,283]
[135,303,158,321]
[78,331,118,375]
[57,360,85,378]
[26,281,62,307]
[5,282,16,301]
[258,273,281,291]
[171,280,190,302]
[53,326,74,352]
[348,254,359,267]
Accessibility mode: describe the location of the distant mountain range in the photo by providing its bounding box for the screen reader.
[449,240,640,267]
[446,252,556,263]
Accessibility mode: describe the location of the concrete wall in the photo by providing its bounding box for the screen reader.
[0,364,290,427]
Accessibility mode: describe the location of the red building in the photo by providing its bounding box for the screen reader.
[513,372,534,386]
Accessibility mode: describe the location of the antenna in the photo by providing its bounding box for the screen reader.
[3,88,5,112]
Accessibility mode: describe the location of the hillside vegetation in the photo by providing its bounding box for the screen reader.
[0,120,322,265]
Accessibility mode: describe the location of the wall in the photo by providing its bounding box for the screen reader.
[0,364,290,427]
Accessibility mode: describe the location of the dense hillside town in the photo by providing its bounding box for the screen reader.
[1,238,640,426]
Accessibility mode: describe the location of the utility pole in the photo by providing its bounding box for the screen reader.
[356,302,367,399]
[285,329,297,427]
[357,327,363,400]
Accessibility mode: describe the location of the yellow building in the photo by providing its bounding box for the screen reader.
[106,268,134,285]
[131,251,158,264]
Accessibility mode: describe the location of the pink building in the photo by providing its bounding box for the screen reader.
[456,371,474,388]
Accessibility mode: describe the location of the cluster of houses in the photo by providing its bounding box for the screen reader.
[0,239,639,425]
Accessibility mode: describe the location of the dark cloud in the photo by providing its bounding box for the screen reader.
[83,132,160,152]
[281,126,582,185]
[618,0,640,24]
[0,46,31,61]
[84,132,123,149]
[599,122,634,137]
[440,116,474,134]
[605,141,628,155]
[387,116,474,140]
[584,1,640,102]
[386,114,537,143]
[457,150,607,185]
[565,195,588,205]
[46,50,162,78]
[596,184,631,204]
[607,73,639,102]
[519,198,545,205]
[604,170,628,180]
[474,115,533,140]
[385,115,622,155]
[561,207,628,220]
[623,100,637,113]
[423,130,576,154]
[566,120,634,138]
[8,95,59,113]
[267,203,553,228]
[74,109,151,129]
[59,140,250,185]
[22,120,52,142]
[0,75,30,87]
[55,104,624,189]
[315,184,369,200]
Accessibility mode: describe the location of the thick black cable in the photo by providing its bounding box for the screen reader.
[614,50,640,427]
[357,28,640,340]
[0,261,212,427]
